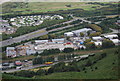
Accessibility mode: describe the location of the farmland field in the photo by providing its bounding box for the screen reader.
[2,2,108,15]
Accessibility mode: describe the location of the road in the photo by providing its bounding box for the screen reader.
[0,28,48,47]
[0,18,80,47]
[1,62,59,73]
[101,28,119,35]
[2,64,48,73]
[1,60,73,73]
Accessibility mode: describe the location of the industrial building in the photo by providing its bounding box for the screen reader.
[104,34,118,39]
[92,36,103,41]
[72,28,92,36]
[52,38,65,44]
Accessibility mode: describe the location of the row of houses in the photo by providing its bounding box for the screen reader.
[6,44,36,58]
[0,18,16,34]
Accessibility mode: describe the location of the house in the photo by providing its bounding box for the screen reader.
[92,36,103,41]
[64,32,74,37]
[72,28,92,36]
[104,34,118,39]
[26,49,36,55]
[6,47,17,58]
[16,45,29,56]
[10,18,15,22]
[52,38,65,44]
[35,40,48,44]
[94,41,102,46]
[64,42,76,49]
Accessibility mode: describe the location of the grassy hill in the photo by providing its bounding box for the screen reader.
[34,47,119,79]
[2,74,30,79]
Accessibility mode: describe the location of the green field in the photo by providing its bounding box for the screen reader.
[34,48,119,79]
[2,2,108,15]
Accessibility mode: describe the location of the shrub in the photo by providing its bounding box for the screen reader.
[87,24,102,32]
[102,39,115,48]
[63,48,74,53]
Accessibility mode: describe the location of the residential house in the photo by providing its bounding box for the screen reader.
[6,47,17,58]
[94,41,102,46]
[16,45,29,56]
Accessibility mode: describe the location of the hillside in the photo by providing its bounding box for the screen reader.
[34,48,119,79]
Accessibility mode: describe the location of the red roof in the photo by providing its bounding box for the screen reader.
[66,42,72,44]
[15,62,22,65]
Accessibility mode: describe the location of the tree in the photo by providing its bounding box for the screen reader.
[87,24,102,32]
[65,4,71,7]
[80,32,84,37]
[39,35,48,40]
[14,70,35,77]
[85,60,92,66]
[36,69,46,75]
[84,39,92,43]
[33,55,43,65]
[66,36,70,41]
[63,48,74,53]
[2,53,7,60]
[49,34,56,39]
[41,49,60,56]
[102,39,115,48]
[89,32,101,37]
[85,42,96,49]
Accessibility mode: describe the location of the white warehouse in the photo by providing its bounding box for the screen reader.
[104,34,118,39]
[72,28,92,36]
[64,32,74,37]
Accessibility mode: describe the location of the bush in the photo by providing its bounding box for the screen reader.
[63,48,74,53]
[14,70,35,77]
[102,39,115,48]
[89,32,101,37]
[87,24,102,32]
[41,49,61,56]
[33,56,43,65]
[85,42,96,49]
[36,69,46,75]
